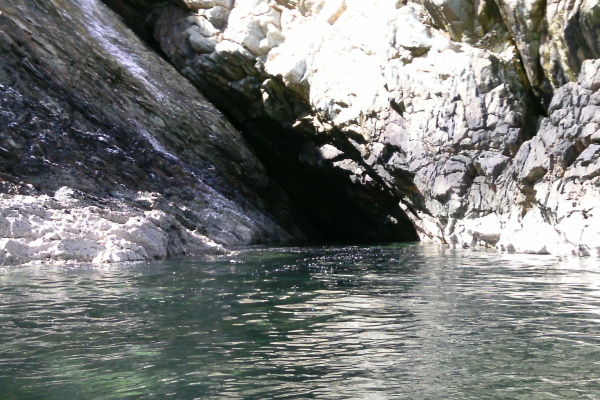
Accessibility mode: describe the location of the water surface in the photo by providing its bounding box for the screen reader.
[1,244,599,399]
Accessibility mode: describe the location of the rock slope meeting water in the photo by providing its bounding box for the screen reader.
[0,0,599,264]
[114,0,600,257]
[0,0,304,265]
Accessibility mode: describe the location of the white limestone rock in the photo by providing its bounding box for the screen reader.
[0,188,226,266]
[182,0,234,11]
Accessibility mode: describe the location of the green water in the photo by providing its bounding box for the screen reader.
[1,244,599,399]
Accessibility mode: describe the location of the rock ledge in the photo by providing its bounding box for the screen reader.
[0,188,225,266]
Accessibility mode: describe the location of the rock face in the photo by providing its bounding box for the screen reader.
[0,0,421,265]
[0,0,306,264]
[1,0,598,263]
[458,59,600,255]
[106,0,599,256]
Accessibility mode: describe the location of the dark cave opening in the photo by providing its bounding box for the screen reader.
[100,0,420,244]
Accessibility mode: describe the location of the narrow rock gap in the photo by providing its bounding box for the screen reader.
[490,0,552,114]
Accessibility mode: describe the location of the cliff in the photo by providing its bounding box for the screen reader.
[127,0,599,256]
[0,0,303,264]
[0,0,598,264]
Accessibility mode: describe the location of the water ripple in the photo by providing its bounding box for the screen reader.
[1,244,600,399]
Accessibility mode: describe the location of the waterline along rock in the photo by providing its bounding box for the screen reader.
[0,188,226,265]
[0,0,305,264]
[0,0,598,264]
[109,0,598,256]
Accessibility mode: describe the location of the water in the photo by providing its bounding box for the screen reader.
[1,244,599,399]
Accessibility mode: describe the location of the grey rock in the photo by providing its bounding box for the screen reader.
[0,0,305,264]
[188,27,218,53]
[3,0,600,262]
[474,152,509,180]
[318,144,344,160]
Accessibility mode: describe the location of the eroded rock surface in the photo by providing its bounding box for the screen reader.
[111,0,599,256]
[0,188,225,265]
[1,0,598,263]
[492,59,600,256]
[0,0,306,264]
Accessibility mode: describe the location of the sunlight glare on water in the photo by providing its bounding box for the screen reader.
[1,244,599,399]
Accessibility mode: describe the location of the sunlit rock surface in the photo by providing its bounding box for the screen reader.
[112,0,599,256]
[0,188,225,265]
[494,60,600,256]
[1,0,598,262]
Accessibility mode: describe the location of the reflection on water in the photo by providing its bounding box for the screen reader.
[1,244,600,399]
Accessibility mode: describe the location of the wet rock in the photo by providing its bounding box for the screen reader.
[0,0,305,264]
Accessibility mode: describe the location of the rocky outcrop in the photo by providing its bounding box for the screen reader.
[0,0,423,266]
[1,0,598,263]
[419,0,600,104]
[0,0,306,264]
[457,59,600,255]
[109,0,599,256]
[0,188,224,265]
